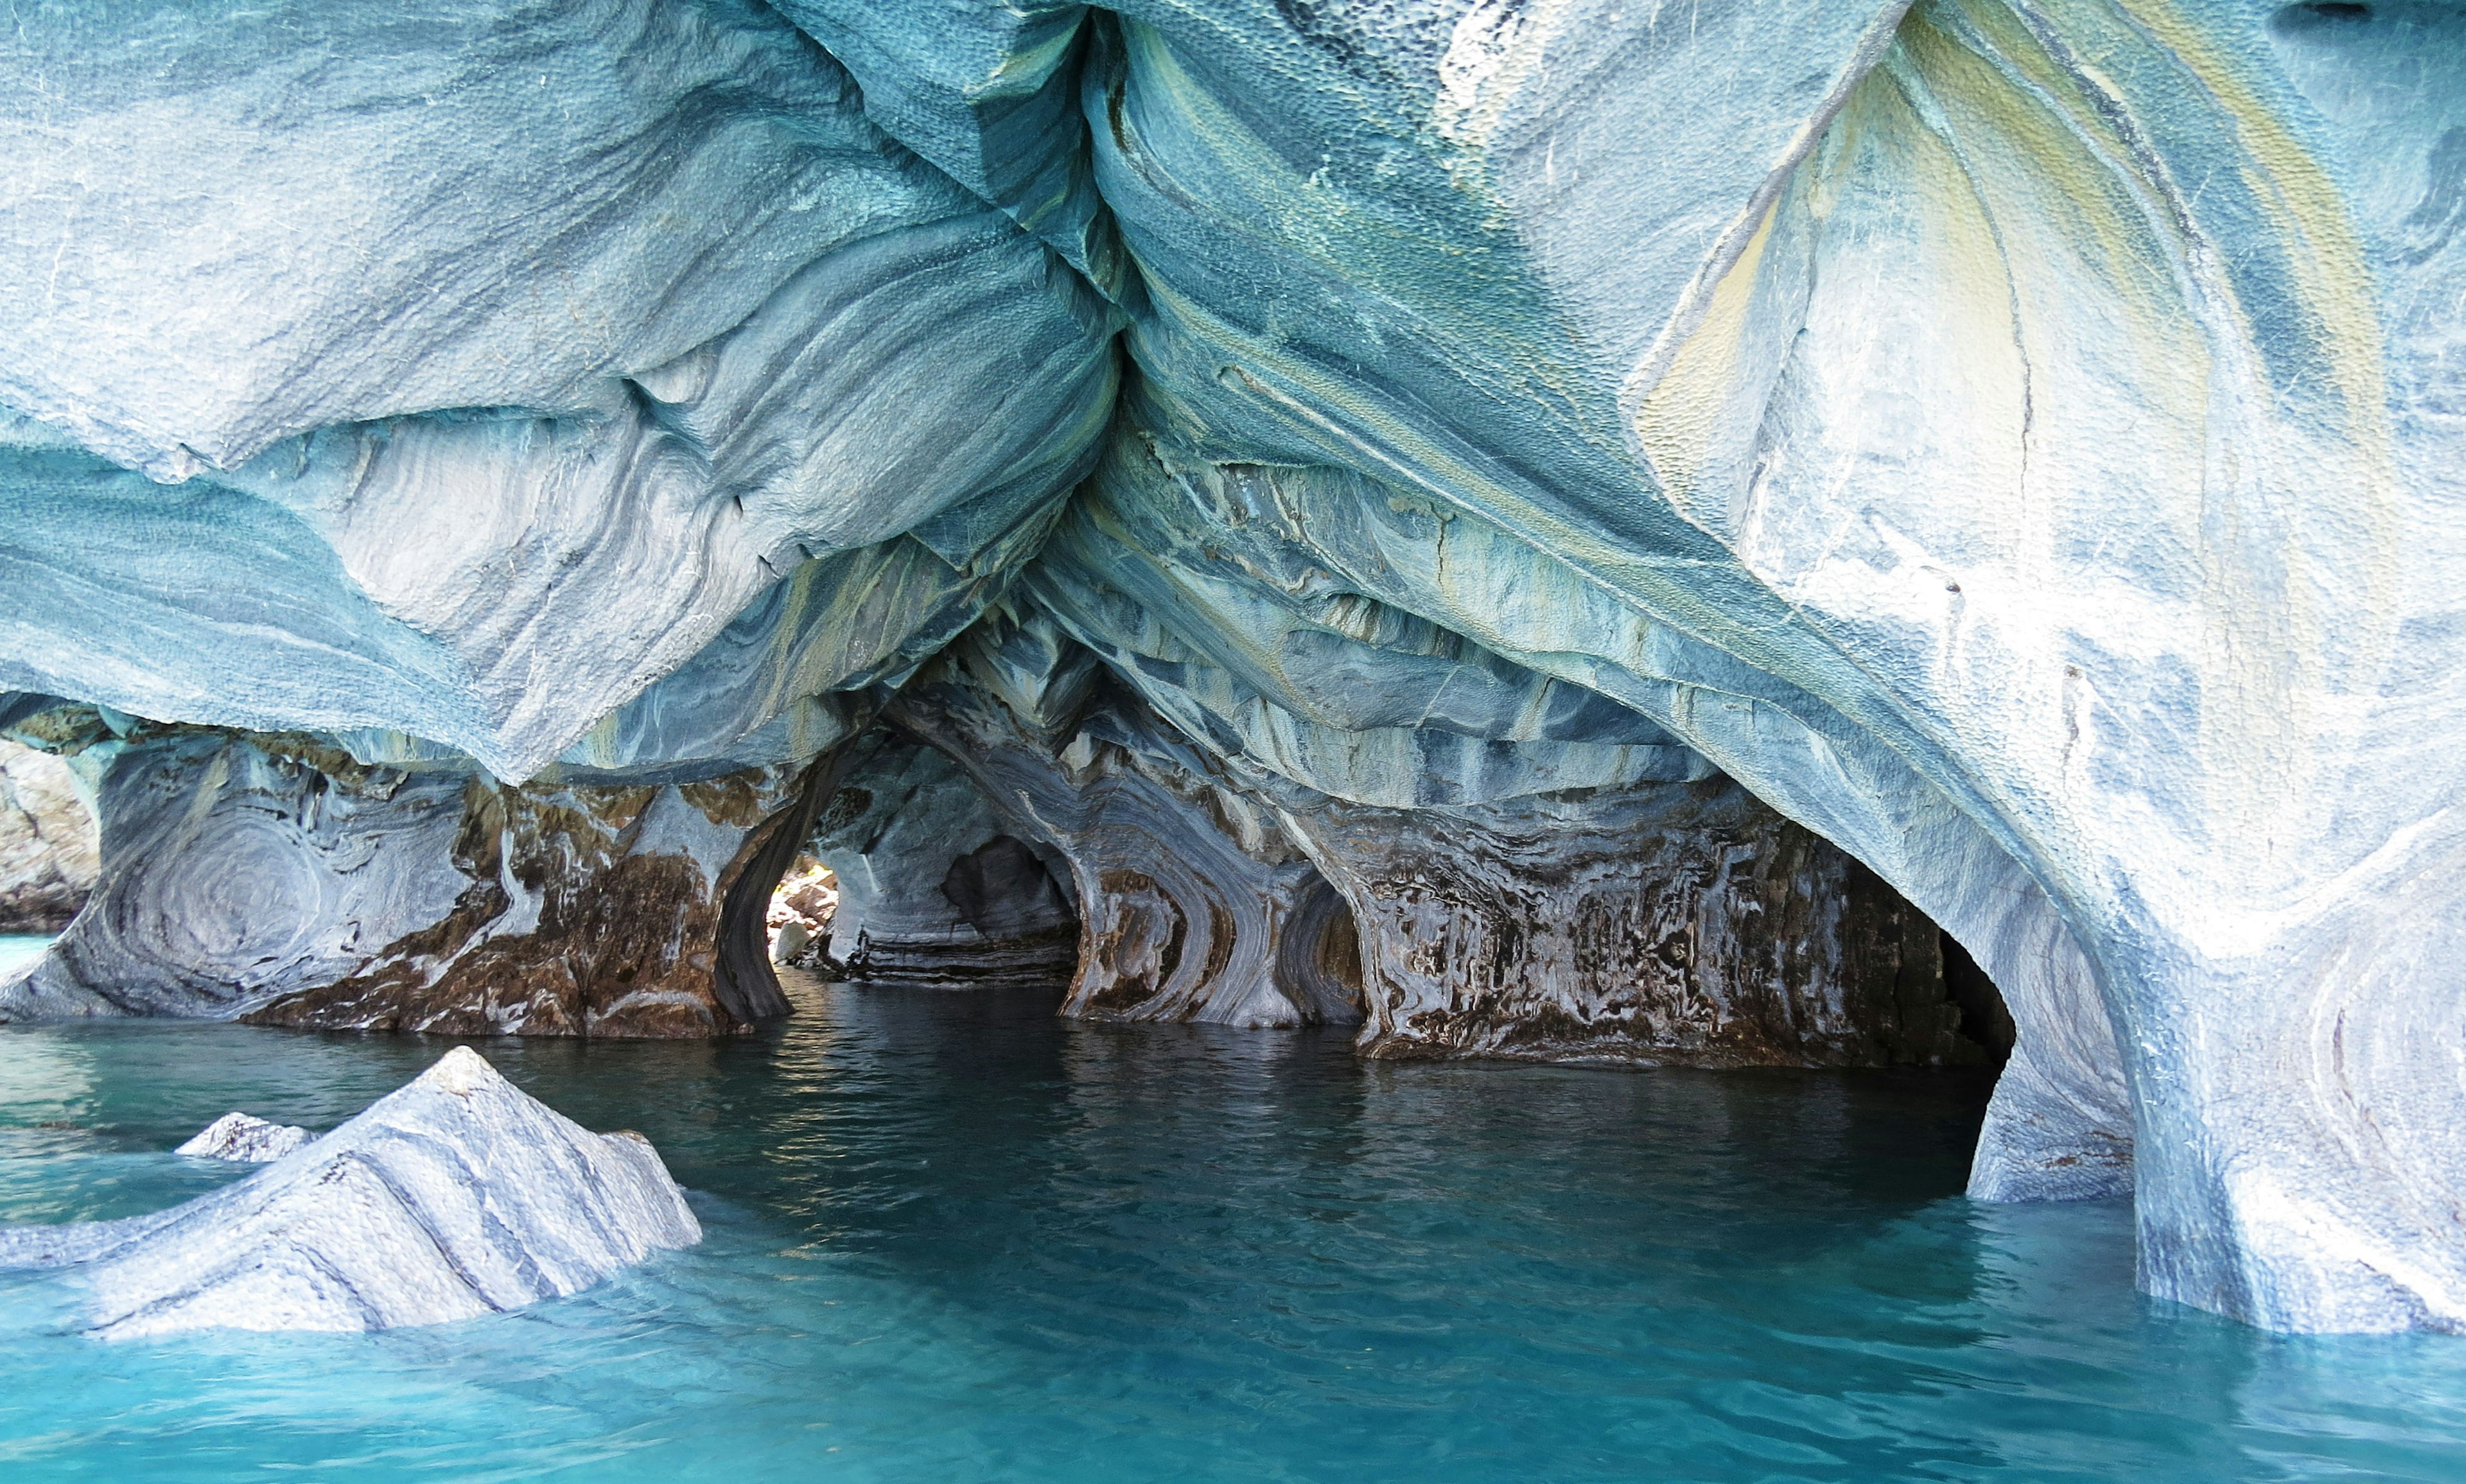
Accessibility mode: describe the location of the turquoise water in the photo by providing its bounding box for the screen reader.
[0,934,48,977]
[3,977,2465,1481]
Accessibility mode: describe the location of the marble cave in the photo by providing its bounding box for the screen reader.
[2,1,2466,1472]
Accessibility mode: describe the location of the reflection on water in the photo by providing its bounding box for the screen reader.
[0,973,2462,1481]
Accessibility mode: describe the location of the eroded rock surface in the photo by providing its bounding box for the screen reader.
[175,1113,313,1164]
[1291,778,1979,1067]
[895,613,1363,1027]
[0,740,98,934]
[1,1,2462,1332]
[0,1047,699,1338]
[0,722,822,1035]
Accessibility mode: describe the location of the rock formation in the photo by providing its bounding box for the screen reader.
[1,1,2460,1332]
[891,615,1364,1027]
[803,728,1080,987]
[0,1047,699,1338]
[1289,778,1980,1067]
[175,1113,314,1164]
[766,855,839,967]
[0,740,98,934]
[1,714,828,1035]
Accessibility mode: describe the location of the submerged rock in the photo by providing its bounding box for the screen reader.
[0,1047,699,1338]
[174,1113,312,1164]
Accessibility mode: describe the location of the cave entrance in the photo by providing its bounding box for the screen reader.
[721,725,2010,1090]
[1939,929,2015,1067]
[765,853,838,970]
[1275,872,1367,1026]
[761,731,1081,991]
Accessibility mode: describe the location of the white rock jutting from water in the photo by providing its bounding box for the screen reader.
[173,1112,313,1164]
[0,1047,700,1338]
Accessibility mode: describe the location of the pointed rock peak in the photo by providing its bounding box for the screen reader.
[0,1047,700,1336]
[421,1043,498,1098]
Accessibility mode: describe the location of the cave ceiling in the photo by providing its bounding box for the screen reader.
[3,0,2465,1334]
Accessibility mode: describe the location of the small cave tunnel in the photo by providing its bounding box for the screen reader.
[734,731,1083,997]
[1275,873,1368,1027]
[757,832,1086,991]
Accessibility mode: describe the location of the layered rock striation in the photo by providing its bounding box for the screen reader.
[894,614,1367,1028]
[803,727,1080,987]
[2,714,828,1035]
[1290,778,1980,1067]
[1,0,2460,1331]
[0,1047,699,1338]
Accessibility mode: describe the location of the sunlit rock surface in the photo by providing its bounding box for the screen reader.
[0,1048,699,1337]
[175,1113,313,1164]
[0,740,98,935]
[765,855,839,967]
[1,1,2462,1332]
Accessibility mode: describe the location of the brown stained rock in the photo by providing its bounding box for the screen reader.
[1082,868,1182,1012]
[245,852,733,1037]
[238,765,818,1038]
[1288,778,1987,1069]
[3,723,852,1033]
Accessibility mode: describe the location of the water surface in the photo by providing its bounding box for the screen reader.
[2,975,2463,1481]
[0,935,48,979]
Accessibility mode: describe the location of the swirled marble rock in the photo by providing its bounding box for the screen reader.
[895,611,1366,1028]
[0,740,98,934]
[0,719,823,1035]
[0,0,1112,780]
[2,0,2463,1334]
[1286,778,1984,1067]
[0,1048,699,1338]
[1057,0,2466,1334]
[803,729,1079,988]
[1028,417,2129,1187]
